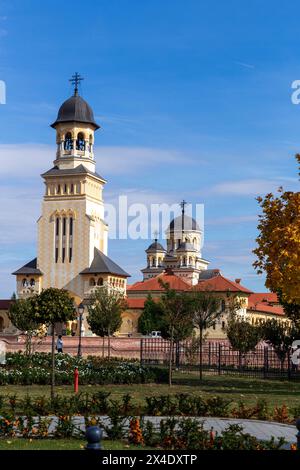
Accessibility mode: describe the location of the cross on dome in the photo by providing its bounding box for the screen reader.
[69,72,84,96]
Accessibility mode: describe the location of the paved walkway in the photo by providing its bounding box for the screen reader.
[69,416,297,443]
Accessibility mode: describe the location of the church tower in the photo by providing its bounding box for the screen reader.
[141,201,209,285]
[13,75,129,314]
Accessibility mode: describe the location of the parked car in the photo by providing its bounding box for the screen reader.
[150,331,162,338]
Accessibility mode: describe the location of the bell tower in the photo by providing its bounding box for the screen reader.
[13,75,130,329]
[51,73,100,173]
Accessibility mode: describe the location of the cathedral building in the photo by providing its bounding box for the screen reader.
[0,78,286,340]
[12,77,129,335]
[142,209,209,286]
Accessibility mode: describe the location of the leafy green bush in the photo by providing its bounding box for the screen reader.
[0,352,166,385]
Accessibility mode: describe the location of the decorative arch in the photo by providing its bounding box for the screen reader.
[64,132,73,150]
[89,278,96,287]
[76,132,85,151]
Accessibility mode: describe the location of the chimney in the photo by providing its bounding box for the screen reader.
[235,278,241,284]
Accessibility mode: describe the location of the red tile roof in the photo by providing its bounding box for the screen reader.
[128,272,190,292]
[248,292,284,316]
[193,275,252,294]
[248,293,279,305]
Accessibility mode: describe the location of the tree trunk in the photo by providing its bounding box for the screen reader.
[51,323,55,400]
[108,327,111,360]
[168,327,174,387]
[25,333,32,358]
[199,329,203,381]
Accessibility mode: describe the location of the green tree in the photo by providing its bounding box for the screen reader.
[225,315,261,368]
[8,296,42,356]
[87,286,127,358]
[138,294,164,335]
[34,288,75,399]
[189,290,223,380]
[260,319,300,370]
[158,281,193,386]
[277,289,300,326]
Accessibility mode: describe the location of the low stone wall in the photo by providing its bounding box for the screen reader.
[1,336,142,359]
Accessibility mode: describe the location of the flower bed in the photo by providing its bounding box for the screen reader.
[0,353,167,385]
[0,414,290,450]
[0,391,297,424]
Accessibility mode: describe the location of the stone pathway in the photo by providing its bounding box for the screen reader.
[71,416,297,443]
[11,415,298,444]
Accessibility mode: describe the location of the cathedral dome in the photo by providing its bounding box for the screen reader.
[146,240,166,253]
[51,94,100,129]
[168,215,200,232]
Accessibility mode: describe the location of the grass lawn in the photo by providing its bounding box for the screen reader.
[1,373,300,410]
[0,439,150,450]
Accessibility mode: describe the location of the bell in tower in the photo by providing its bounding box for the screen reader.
[50,73,100,173]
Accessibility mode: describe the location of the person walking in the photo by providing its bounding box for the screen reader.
[56,335,63,353]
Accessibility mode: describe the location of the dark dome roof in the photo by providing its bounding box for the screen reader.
[168,215,200,232]
[176,242,197,252]
[146,240,166,253]
[51,94,100,129]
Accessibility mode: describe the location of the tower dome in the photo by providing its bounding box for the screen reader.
[168,215,200,232]
[146,240,166,253]
[51,94,100,129]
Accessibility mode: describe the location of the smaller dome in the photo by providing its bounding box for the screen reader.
[51,94,100,129]
[146,240,166,253]
[176,242,197,252]
[168,215,200,232]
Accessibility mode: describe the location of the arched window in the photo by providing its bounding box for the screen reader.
[64,132,73,150]
[22,278,28,287]
[30,278,35,287]
[193,237,197,247]
[97,277,103,286]
[57,185,61,194]
[76,132,85,151]
[89,278,96,286]
[70,184,74,194]
[89,134,93,152]
[221,300,226,312]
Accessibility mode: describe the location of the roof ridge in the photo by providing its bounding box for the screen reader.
[216,274,250,291]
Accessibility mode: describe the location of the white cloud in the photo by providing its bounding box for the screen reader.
[211,179,282,196]
[234,61,255,69]
[0,185,40,243]
[0,144,191,178]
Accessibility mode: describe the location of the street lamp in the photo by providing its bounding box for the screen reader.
[77,302,85,357]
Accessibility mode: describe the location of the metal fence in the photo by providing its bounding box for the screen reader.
[141,338,300,380]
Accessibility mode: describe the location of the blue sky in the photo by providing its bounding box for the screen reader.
[0,0,299,297]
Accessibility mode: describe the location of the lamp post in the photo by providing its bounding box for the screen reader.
[77,302,85,358]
